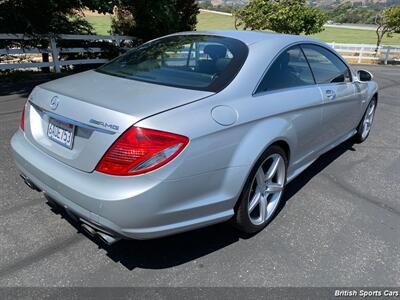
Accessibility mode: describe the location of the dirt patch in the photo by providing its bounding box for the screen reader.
[83,10,112,17]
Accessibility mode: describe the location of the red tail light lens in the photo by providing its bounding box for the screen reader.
[20,103,26,131]
[96,127,189,176]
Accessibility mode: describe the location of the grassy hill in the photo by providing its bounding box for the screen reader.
[86,11,400,45]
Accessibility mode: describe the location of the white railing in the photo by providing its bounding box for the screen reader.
[0,33,135,72]
[328,42,400,64]
[199,9,233,16]
[1,33,400,72]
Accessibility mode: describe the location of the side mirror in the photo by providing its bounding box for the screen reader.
[357,69,373,82]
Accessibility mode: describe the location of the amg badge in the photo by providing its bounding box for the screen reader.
[89,119,119,131]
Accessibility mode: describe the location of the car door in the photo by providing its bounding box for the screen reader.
[301,44,361,146]
[253,45,324,171]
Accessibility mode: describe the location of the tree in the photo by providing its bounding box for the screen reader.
[0,0,116,35]
[375,6,400,50]
[234,0,325,35]
[0,0,116,71]
[111,0,199,42]
[323,3,378,25]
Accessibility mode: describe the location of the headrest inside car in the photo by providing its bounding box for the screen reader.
[204,45,228,60]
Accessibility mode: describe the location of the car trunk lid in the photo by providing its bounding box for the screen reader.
[24,70,213,172]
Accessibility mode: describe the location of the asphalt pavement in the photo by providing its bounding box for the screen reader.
[0,65,399,287]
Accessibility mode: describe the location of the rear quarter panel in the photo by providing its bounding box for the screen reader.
[135,39,326,199]
[137,91,324,216]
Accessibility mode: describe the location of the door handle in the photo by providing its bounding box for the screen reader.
[325,89,336,100]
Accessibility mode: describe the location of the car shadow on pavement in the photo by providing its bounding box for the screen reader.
[47,140,356,271]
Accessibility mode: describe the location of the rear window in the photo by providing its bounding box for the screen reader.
[97,35,248,92]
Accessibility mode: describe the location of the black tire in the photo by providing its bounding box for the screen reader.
[353,97,377,144]
[234,145,288,234]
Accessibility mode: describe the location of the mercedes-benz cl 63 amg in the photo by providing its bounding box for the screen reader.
[11,31,378,244]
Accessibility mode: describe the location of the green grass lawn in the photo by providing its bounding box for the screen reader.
[86,15,112,35]
[86,11,400,45]
[197,11,238,31]
[311,27,400,45]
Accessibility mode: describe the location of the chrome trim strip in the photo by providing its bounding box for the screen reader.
[28,100,116,135]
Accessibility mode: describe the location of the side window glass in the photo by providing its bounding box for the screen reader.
[256,46,314,93]
[302,45,351,84]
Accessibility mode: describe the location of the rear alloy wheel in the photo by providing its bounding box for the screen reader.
[354,98,377,143]
[234,145,287,234]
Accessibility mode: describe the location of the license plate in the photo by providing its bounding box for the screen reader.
[47,118,75,149]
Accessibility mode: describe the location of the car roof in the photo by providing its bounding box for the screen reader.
[168,30,322,46]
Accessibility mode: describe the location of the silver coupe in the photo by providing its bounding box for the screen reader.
[11,30,378,244]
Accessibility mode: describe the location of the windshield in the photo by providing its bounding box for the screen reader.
[97,35,248,92]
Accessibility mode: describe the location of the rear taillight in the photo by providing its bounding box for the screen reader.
[20,103,26,131]
[96,127,189,176]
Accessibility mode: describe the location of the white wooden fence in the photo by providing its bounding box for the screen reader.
[1,33,400,72]
[328,42,400,64]
[0,33,135,72]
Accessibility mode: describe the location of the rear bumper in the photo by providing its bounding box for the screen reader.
[11,130,244,240]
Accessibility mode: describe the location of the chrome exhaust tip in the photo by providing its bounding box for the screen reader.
[20,174,41,192]
[81,223,97,236]
[97,231,121,245]
[80,222,120,245]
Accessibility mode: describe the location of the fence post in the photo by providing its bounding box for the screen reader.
[331,42,335,49]
[117,38,123,55]
[384,46,391,65]
[358,46,364,64]
[49,33,61,73]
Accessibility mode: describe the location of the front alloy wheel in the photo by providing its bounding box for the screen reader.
[361,100,376,140]
[354,98,377,143]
